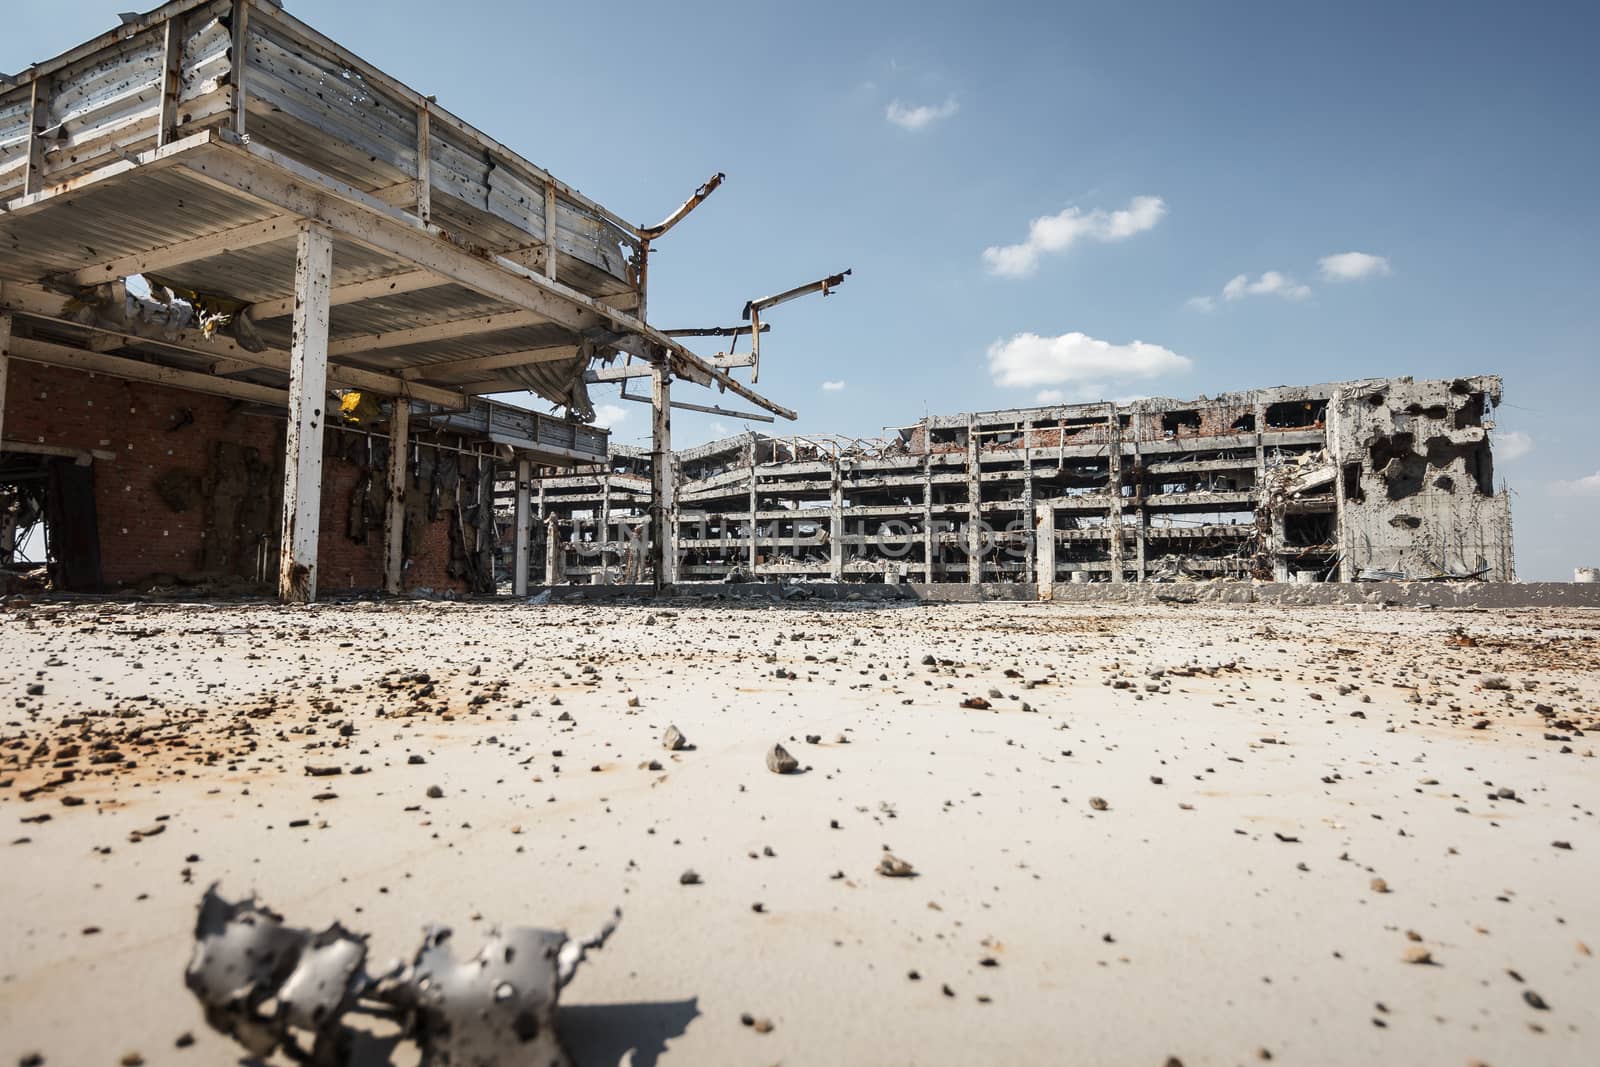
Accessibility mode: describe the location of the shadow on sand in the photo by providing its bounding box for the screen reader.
[240,997,697,1067]
[561,997,701,1067]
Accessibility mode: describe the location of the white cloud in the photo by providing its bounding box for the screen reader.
[987,331,1192,396]
[1551,471,1600,497]
[982,195,1166,278]
[1495,430,1532,461]
[886,97,958,131]
[1035,388,1066,404]
[821,379,846,392]
[709,421,731,437]
[1319,251,1391,282]
[591,403,628,429]
[1222,270,1311,302]
[1184,295,1215,313]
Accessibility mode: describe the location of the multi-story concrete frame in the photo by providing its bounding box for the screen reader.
[521,375,1514,587]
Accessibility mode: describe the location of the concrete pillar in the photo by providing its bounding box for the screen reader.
[278,223,332,603]
[746,440,758,575]
[0,312,11,455]
[1035,502,1055,601]
[1130,412,1146,582]
[599,470,612,585]
[1106,406,1124,585]
[1254,400,1274,580]
[1022,427,1034,583]
[545,513,563,585]
[382,398,409,594]
[829,457,844,581]
[966,415,981,585]
[922,447,934,583]
[513,456,532,595]
[650,364,675,589]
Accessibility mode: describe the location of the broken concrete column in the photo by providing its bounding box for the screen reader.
[650,364,675,590]
[966,415,981,586]
[829,457,844,582]
[0,312,11,453]
[1035,502,1055,601]
[278,223,333,603]
[545,513,563,586]
[513,456,532,596]
[383,398,410,594]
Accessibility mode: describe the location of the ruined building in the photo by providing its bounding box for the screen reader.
[1,1,797,598]
[523,375,1515,586]
[0,6,1513,599]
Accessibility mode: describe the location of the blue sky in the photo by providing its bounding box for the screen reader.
[7,2,1597,579]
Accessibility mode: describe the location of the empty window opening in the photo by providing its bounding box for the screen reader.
[1424,437,1495,495]
[1454,392,1487,429]
[1342,462,1365,504]
[1266,400,1328,428]
[1284,512,1335,547]
[1161,410,1202,435]
[1369,432,1427,500]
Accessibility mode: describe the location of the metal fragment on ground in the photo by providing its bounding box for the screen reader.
[183,886,620,1066]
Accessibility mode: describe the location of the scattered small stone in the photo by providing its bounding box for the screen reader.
[878,853,915,878]
[425,785,443,799]
[1089,796,1109,812]
[679,869,701,886]
[662,725,687,751]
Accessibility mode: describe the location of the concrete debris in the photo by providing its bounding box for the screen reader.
[184,885,619,1067]
[877,853,915,878]
[766,743,799,774]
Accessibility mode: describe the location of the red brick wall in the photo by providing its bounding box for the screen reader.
[3,362,467,594]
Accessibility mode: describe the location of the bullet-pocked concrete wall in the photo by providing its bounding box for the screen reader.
[1328,378,1513,580]
[2,362,465,593]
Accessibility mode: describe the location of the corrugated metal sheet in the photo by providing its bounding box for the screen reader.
[4,1,640,302]
[151,235,403,307]
[0,167,282,282]
[0,0,660,427]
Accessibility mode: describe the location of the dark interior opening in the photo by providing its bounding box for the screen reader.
[1454,392,1486,429]
[1285,511,1335,547]
[1342,462,1365,504]
[1,452,104,593]
[1231,412,1256,432]
[1369,432,1428,500]
[1425,437,1495,495]
[1266,400,1328,428]
[1161,410,1202,434]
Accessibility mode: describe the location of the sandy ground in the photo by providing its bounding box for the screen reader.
[1,595,1597,1067]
